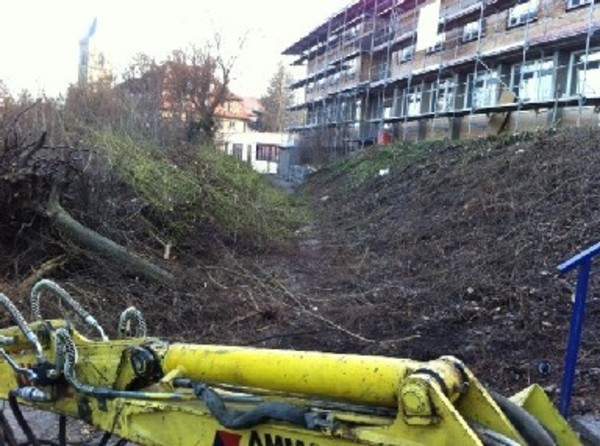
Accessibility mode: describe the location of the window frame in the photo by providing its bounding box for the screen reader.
[568,48,600,97]
[566,0,592,10]
[466,70,501,109]
[430,78,456,113]
[511,57,555,102]
[461,19,487,43]
[398,45,415,63]
[256,144,280,162]
[507,0,539,28]
[402,85,423,117]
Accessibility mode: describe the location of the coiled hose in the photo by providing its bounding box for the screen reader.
[118,307,147,338]
[0,293,43,360]
[31,280,108,341]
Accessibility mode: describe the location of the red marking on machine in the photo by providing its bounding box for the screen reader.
[213,430,242,446]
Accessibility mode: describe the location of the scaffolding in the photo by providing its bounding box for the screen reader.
[283,0,600,151]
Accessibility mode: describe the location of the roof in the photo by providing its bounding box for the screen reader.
[215,96,264,121]
[282,0,396,56]
[242,97,264,116]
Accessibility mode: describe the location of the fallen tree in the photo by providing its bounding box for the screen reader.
[44,187,176,285]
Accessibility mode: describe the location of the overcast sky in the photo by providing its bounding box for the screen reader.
[0,0,352,98]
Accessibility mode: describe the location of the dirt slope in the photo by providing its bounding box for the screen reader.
[297,127,600,413]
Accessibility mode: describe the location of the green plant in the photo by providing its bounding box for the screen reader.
[94,132,308,248]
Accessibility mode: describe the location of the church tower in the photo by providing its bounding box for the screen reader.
[78,18,112,86]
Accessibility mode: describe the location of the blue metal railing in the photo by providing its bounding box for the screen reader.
[557,241,600,417]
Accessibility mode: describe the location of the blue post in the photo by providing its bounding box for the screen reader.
[559,258,591,417]
[557,241,600,417]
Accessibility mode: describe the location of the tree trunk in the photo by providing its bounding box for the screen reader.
[45,192,176,285]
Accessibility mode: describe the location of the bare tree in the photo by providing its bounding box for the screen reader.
[118,39,238,145]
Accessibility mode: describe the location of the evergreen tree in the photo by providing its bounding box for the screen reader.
[260,62,293,132]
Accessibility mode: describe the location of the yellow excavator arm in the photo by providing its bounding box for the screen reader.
[0,280,582,446]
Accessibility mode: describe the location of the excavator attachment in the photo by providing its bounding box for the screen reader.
[0,280,582,445]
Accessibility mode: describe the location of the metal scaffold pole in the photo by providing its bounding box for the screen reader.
[514,1,534,133]
[402,0,419,141]
[468,1,486,137]
[578,0,596,127]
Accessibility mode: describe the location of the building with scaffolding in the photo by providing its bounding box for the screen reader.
[283,0,600,150]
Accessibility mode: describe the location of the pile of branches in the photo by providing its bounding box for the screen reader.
[0,101,176,312]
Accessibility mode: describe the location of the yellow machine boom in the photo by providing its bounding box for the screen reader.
[0,281,582,446]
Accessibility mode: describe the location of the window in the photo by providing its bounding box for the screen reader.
[567,0,592,9]
[467,70,500,108]
[431,78,456,112]
[354,99,362,121]
[366,98,381,120]
[374,25,393,47]
[571,49,600,97]
[372,61,390,81]
[330,72,341,86]
[508,0,539,27]
[256,144,279,162]
[232,143,243,161]
[344,24,360,42]
[383,97,393,119]
[462,19,486,43]
[344,58,359,80]
[512,59,555,102]
[228,121,236,130]
[398,45,415,63]
[403,85,422,116]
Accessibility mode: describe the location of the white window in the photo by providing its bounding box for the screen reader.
[508,0,539,27]
[403,86,422,116]
[398,45,415,63]
[354,99,362,121]
[512,59,555,102]
[567,0,592,9]
[344,58,359,80]
[383,97,393,119]
[467,70,500,108]
[571,49,600,97]
[431,78,456,112]
[462,19,486,42]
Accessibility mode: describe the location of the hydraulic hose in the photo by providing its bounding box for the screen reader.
[118,306,147,338]
[0,293,43,360]
[193,384,326,430]
[489,390,557,446]
[31,280,108,341]
[54,328,182,401]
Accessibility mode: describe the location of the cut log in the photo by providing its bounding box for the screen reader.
[44,191,176,285]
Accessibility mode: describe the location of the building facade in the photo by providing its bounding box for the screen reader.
[222,132,290,174]
[283,0,600,150]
